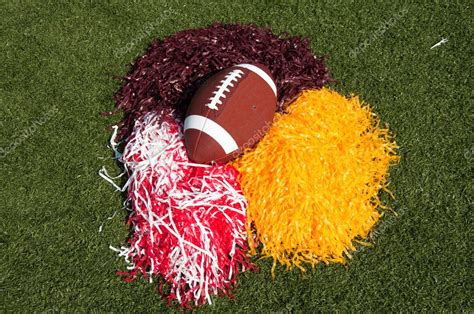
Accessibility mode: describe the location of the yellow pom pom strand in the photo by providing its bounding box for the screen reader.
[232,88,399,274]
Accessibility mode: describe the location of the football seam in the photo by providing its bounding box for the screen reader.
[205,69,244,110]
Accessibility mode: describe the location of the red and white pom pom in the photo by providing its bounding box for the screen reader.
[112,109,252,307]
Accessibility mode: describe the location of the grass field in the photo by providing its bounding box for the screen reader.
[1,1,472,312]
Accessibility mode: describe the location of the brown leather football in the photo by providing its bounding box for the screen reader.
[184,63,277,164]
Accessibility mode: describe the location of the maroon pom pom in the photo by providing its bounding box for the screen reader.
[113,23,332,139]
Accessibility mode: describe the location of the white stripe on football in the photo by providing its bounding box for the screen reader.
[184,115,239,154]
[236,64,277,96]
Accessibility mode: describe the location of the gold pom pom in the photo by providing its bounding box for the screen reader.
[233,88,399,273]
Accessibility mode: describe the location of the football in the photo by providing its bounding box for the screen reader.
[184,63,277,164]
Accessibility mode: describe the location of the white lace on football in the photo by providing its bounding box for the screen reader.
[205,69,244,110]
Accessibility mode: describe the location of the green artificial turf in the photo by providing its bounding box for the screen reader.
[1,0,472,312]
